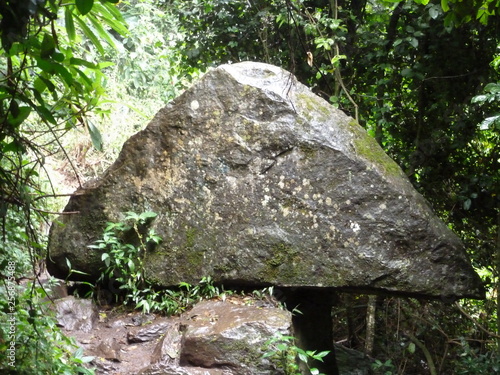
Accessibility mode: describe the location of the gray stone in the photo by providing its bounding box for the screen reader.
[138,364,231,375]
[150,321,182,365]
[54,296,98,333]
[138,299,291,375]
[127,322,170,343]
[92,337,122,362]
[47,61,483,300]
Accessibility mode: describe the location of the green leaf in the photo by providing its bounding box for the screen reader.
[91,2,129,36]
[65,7,76,41]
[408,342,416,354]
[429,5,440,20]
[408,37,418,48]
[484,83,500,93]
[41,33,56,58]
[36,59,74,86]
[87,13,118,50]
[471,94,487,104]
[441,0,450,12]
[3,139,25,153]
[36,105,57,124]
[297,352,308,363]
[73,15,105,55]
[70,57,97,69]
[87,120,103,151]
[139,211,158,222]
[8,106,32,127]
[35,75,56,93]
[76,0,94,15]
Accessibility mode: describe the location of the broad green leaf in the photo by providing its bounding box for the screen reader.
[65,7,76,40]
[401,68,413,77]
[36,105,57,124]
[139,211,158,221]
[8,106,31,127]
[471,94,487,104]
[298,352,308,363]
[429,6,440,19]
[484,82,500,93]
[3,139,25,153]
[87,120,103,151]
[41,33,56,58]
[36,58,73,86]
[463,198,471,210]
[76,0,94,15]
[479,115,500,130]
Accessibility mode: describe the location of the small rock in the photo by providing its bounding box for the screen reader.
[127,321,170,343]
[151,321,182,364]
[94,337,122,362]
[132,314,156,326]
[54,296,98,333]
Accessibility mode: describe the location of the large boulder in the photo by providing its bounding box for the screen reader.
[47,61,483,300]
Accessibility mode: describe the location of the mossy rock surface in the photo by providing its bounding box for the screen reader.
[47,62,483,299]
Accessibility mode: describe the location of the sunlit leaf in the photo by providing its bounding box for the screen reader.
[70,57,97,69]
[65,7,76,40]
[441,0,450,12]
[73,15,105,55]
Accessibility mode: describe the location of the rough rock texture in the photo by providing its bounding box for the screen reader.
[47,61,483,299]
[53,295,290,375]
[54,296,98,333]
[139,299,292,375]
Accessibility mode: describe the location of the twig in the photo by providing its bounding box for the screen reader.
[404,331,437,375]
[455,302,500,339]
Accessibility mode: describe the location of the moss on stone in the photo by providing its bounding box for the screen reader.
[296,92,331,123]
[299,144,317,159]
[259,242,308,283]
[349,120,403,178]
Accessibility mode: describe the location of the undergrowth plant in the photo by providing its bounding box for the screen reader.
[90,211,222,314]
[0,281,95,374]
[262,333,329,375]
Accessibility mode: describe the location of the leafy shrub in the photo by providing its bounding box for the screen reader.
[454,339,500,374]
[90,211,223,314]
[263,333,329,375]
[0,282,95,374]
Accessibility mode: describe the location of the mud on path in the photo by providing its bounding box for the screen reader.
[62,303,176,375]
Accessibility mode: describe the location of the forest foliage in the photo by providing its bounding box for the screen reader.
[0,0,499,374]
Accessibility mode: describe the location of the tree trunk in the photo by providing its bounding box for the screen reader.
[365,294,377,355]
